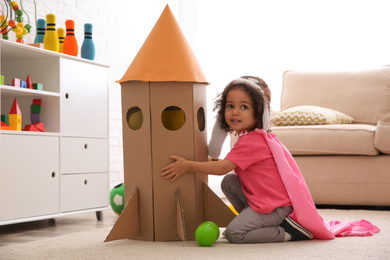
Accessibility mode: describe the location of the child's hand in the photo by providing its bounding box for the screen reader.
[161,155,188,182]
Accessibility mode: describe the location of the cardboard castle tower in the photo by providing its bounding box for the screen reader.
[105,5,235,242]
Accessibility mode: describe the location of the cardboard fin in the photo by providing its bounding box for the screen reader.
[203,182,236,227]
[175,188,187,241]
[104,188,140,242]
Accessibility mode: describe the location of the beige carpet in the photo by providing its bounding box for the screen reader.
[1,209,389,260]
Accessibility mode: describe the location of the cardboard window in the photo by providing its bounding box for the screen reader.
[197,107,205,132]
[126,106,143,131]
[161,106,185,131]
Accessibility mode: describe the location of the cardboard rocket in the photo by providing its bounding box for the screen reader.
[105,5,235,242]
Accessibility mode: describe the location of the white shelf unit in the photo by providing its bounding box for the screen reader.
[0,39,110,225]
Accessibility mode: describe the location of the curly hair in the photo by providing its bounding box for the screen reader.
[213,77,271,132]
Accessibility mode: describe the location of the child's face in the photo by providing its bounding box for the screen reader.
[225,88,256,134]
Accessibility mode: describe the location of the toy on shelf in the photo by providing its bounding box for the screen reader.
[1,14,9,40]
[30,98,41,123]
[0,75,3,85]
[12,78,20,87]
[9,98,22,131]
[81,23,95,60]
[33,82,43,90]
[1,121,13,130]
[24,99,45,132]
[57,28,65,53]
[34,18,46,43]
[0,1,32,43]
[63,20,78,56]
[43,14,59,52]
[26,75,33,89]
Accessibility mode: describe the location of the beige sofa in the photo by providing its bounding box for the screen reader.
[271,66,390,207]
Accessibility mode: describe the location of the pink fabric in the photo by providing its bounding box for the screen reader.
[259,129,380,239]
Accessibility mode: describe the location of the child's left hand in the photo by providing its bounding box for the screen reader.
[161,155,188,182]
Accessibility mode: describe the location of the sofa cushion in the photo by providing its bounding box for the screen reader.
[271,124,378,155]
[271,105,354,126]
[281,66,390,125]
[375,121,390,154]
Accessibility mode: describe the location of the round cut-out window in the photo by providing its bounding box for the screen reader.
[161,106,185,131]
[127,106,143,131]
[197,107,205,132]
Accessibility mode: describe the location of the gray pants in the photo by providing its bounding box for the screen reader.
[221,173,292,243]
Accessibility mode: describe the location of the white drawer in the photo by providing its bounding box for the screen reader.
[60,173,108,212]
[61,137,108,174]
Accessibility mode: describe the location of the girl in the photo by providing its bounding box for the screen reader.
[161,76,314,243]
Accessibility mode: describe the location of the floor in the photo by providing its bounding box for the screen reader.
[0,209,118,247]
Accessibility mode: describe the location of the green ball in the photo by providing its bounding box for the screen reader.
[195,221,219,247]
[109,183,124,215]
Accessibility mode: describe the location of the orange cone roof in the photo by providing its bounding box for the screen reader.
[117,5,208,84]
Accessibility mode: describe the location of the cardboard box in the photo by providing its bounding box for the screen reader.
[105,4,235,242]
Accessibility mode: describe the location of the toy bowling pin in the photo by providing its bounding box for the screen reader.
[81,23,95,60]
[43,14,59,52]
[63,20,78,56]
[57,28,65,53]
[34,18,46,43]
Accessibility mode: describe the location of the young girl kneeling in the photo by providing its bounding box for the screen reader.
[161,76,313,243]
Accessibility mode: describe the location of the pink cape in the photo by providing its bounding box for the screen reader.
[260,129,380,239]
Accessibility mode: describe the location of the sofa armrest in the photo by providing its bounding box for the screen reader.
[375,121,390,154]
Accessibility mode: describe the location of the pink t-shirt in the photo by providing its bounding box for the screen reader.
[225,130,292,214]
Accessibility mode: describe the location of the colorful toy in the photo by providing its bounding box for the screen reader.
[43,14,59,52]
[9,98,21,131]
[110,183,125,215]
[1,14,9,40]
[195,221,220,247]
[0,75,4,85]
[34,18,46,43]
[30,98,41,124]
[12,78,20,87]
[1,121,13,130]
[33,82,43,90]
[57,28,65,53]
[63,20,78,56]
[26,75,33,89]
[81,23,95,60]
[0,1,32,43]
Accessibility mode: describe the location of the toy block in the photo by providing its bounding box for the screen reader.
[23,124,40,131]
[33,83,43,90]
[26,75,33,89]
[1,114,9,125]
[32,99,42,105]
[1,121,14,130]
[30,113,40,124]
[33,122,45,132]
[12,78,21,87]
[31,104,41,114]
[20,80,27,88]
[9,114,21,131]
[10,98,22,115]
[0,75,4,85]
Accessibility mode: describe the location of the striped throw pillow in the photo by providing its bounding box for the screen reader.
[271,105,354,126]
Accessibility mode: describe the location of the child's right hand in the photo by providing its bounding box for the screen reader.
[161,155,188,182]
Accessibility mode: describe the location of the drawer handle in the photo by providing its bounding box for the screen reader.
[65,93,70,99]
[84,144,88,149]
[84,179,88,185]
[52,172,56,178]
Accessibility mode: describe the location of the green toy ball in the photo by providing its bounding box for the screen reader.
[109,183,124,215]
[195,221,220,247]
